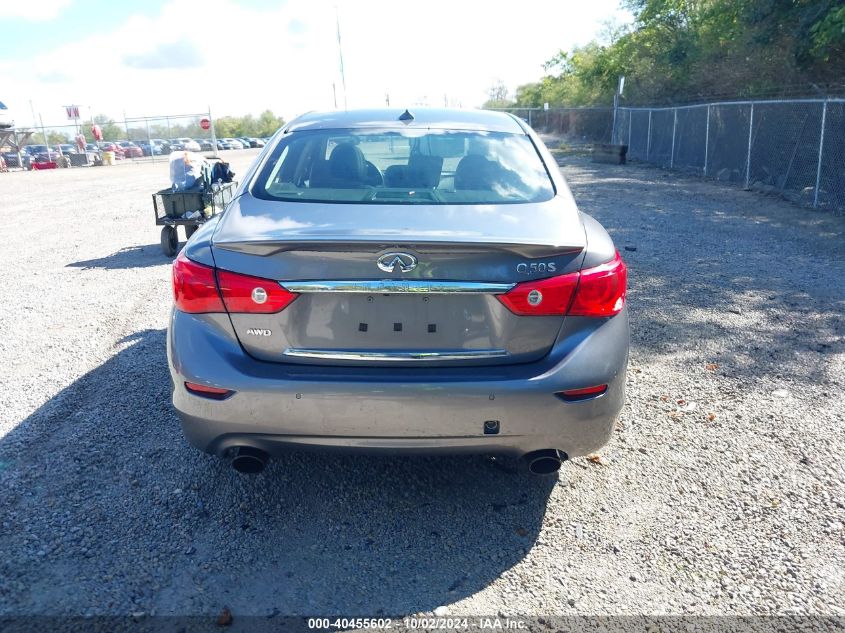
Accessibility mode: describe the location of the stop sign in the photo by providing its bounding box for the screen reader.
[200,117,211,130]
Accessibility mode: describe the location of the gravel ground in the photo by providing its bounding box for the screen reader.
[0,148,843,619]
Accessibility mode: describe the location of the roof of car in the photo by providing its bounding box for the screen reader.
[284,108,526,134]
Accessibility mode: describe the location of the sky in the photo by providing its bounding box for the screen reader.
[0,0,630,128]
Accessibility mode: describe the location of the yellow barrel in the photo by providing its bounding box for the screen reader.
[103,151,115,166]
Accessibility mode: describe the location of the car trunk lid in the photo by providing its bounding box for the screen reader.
[211,197,585,366]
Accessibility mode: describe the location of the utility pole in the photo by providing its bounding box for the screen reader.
[38,114,49,151]
[335,6,347,110]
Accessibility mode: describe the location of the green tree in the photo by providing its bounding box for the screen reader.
[511,0,845,107]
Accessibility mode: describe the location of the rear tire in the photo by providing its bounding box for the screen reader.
[160,226,178,257]
[185,224,198,240]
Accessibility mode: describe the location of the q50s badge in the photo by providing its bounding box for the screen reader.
[516,262,557,274]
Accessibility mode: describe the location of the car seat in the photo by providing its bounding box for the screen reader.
[310,142,382,188]
[454,154,499,190]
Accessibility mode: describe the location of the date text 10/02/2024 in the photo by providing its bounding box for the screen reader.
[307,617,528,630]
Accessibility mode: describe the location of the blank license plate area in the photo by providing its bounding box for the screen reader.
[325,293,494,349]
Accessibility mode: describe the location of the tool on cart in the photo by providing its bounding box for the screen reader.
[152,153,237,256]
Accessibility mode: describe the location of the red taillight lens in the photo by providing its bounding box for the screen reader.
[497,252,627,318]
[496,271,580,316]
[216,269,297,313]
[172,252,298,314]
[568,252,627,317]
[172,252,225,313]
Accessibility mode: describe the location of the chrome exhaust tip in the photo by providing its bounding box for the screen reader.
[230,446,268,474]
[523,449,565,476]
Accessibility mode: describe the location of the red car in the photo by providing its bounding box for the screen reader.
[117,141,143,158]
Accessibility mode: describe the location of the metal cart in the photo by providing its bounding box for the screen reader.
[152,181,236,256]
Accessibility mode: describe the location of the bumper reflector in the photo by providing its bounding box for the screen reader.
[184,382,234,400]
[556,384,608,402]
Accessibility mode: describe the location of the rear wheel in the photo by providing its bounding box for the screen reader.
[160,226,178,256]
[185,224,198,240]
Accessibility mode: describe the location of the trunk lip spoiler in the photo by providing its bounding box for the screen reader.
[281,280,516,294]
[212,239,585,259]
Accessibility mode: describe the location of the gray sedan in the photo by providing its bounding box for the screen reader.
[167,108,629,476]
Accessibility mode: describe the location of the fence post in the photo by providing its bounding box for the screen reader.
[646,110,652,161]
[209,106,219,159]
[611,93,618,144]
[744,102,754,189]
[145,118,154,164]
[704,104,710,177]
[670,108,677,168]
[813,100,828,208]
[627,109,632,151]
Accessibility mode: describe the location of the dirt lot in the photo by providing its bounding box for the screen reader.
[0,149,843,618]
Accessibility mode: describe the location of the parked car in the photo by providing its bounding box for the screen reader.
[1,146,30,169]
[216,139,233,150]
[25,144,60,168]
[168,108,629,476]
[54,144,77,155]
[225,138,245,150]
[0,100,13,129]
[238,137,257,148]
[26,145,60,161]
[174,137,201,152]
[168,139,186,151]
[196,139,214,151]
[116,141,143,158]
[138,141,163,156]
[151,139,172,154]
[249,137,265,148]
[85,143,101,153]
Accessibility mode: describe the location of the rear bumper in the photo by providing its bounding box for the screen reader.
[167,309,629,459]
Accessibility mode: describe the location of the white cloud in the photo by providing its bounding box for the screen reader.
[5,0,72,20]
[0,0,630,127]
[124,41,206,70]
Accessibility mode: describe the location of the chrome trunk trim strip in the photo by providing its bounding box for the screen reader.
[282,348,509,361]
[281,280,515,294]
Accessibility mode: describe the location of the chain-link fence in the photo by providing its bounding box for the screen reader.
[1,111,220,168]
[505,107,616,146]
[496,99,845,212]
[613,99,845,210]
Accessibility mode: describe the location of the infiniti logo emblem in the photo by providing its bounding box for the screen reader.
[376,252,417,273]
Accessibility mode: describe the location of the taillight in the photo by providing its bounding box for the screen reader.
[172,252,225,313]
[496,271,579,316]
[497,252,627,318]
[216,270,297,313]
[172,252,298,314]
[568,252,627,317]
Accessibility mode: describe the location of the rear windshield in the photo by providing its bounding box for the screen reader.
[252,129,555,205]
